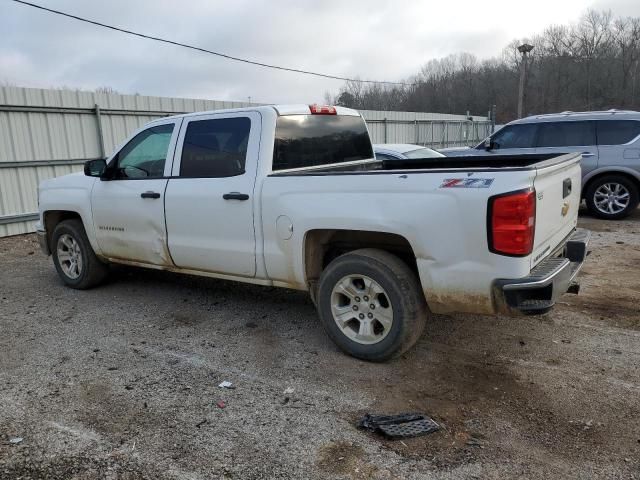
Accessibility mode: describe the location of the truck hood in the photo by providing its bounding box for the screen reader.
[438,146,471,152]
[39,171,93,192]
[439,146,476,157]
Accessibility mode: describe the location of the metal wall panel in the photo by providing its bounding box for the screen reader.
[0,86,489,237]
[362,111,491,147]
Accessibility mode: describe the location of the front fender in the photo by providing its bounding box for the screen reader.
[38,175,100,254]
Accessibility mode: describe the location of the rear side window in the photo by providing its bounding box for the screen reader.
[491,124,537,149]
[537,121,595,147]
[273,115,373,171]
[597,120,640,145]
[180,117,251,177]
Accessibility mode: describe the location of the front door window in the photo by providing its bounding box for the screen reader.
[113,124,174,179]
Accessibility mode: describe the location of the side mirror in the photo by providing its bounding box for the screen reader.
[484,137,494,150]
[84,159,107,177]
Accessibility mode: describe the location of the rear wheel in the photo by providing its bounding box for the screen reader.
[316,248,428,362]
[585,174,639,220]
[51,219,109,289]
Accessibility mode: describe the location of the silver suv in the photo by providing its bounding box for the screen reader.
[444,110,640,219]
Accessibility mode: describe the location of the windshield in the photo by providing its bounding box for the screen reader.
[273,115,373,171]
[404,147,445,159]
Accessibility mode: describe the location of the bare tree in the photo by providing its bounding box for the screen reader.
[332,9,640,122]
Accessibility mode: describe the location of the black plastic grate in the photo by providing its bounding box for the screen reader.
[358,413,440,440]
[378,418,440,439]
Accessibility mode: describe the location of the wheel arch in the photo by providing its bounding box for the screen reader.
[303,229,420,303]
[43,210,83,252]
[582,168,640,199]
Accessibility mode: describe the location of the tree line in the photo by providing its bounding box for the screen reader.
[328,10,640,123]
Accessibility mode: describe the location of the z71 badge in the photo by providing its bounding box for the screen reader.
[440,178,494,188]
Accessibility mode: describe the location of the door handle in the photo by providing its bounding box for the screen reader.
[581,152,594,158]
[223,192,249,201]
[563,178,572,198]
[140,191,161,199]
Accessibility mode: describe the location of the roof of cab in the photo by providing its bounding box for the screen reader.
[153,104,360,123]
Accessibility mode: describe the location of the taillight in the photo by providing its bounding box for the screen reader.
[309,104,337,115]
[488,189,536,256]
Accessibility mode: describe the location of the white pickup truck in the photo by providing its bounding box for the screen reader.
[36,104,590,361]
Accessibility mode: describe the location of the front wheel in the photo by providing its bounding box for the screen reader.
[585,175,639,220]
[316,248,428,362]
[51,219,109,289]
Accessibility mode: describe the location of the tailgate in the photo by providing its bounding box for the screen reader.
[530,153,582,268]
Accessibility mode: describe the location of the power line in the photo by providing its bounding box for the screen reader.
[10,0,411,86]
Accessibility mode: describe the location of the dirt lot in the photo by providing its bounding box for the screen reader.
[1,209,639,480]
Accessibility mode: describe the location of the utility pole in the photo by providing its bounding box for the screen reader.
[490,104,496,133]
[517,43,534,119]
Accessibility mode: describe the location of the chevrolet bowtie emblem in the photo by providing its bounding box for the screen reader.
[561,202,570,217]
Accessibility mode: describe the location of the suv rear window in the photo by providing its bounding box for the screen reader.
[537,121,595,147]
[597,120,640,145]
[273,115,373,171]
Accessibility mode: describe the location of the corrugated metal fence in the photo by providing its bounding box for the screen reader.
[363,110,491,148]
[0,86,490,237]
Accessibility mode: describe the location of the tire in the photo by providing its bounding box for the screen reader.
[316,248,428,362]
[585,174,639,220]
[51,219,109,289]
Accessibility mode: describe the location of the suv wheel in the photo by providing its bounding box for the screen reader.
[51,219,109,289]
[316,248,429,362]
[585,174,639,220]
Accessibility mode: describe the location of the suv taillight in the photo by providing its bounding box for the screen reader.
[488,189,536,256]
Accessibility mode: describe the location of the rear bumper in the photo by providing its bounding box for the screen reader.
[493,228,591,315]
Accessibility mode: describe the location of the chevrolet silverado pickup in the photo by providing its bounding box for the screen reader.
[36,104,590,361]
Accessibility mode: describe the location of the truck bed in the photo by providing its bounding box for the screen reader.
[270,153,578,176]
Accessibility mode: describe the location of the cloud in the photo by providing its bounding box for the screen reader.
[0,0,631,103]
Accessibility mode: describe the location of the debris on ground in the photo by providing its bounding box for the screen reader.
[218,381,235,389]
[9,437,23,444]
[465,437,483,447]
[216,400,226,409]
[196,419,207,428]
[283,387,294,394]
[358,413,440,440]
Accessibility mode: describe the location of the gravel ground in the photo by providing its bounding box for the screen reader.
[1,209,639,479]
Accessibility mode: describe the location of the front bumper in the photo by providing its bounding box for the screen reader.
[494,228,591,315]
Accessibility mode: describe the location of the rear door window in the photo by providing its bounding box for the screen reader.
[537,121,595,147]
[180,117,251,177]
[491,124,537,149]
[596,120,640,145]
[273,115,373,171]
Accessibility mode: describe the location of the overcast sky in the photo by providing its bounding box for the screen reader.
[1,0,638,104]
